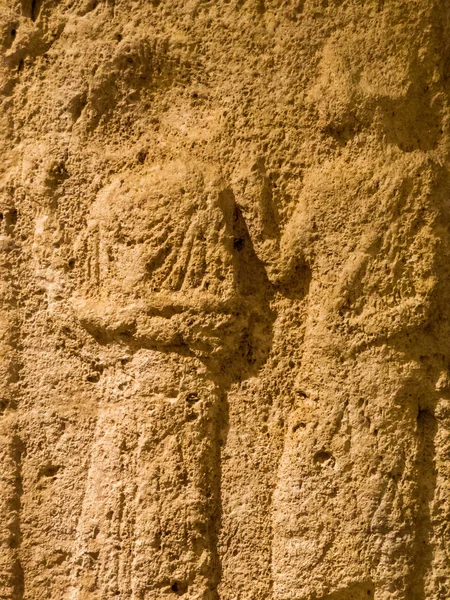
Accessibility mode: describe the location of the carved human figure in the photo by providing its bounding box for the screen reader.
[270,24,450,599]
[65,160,271,599]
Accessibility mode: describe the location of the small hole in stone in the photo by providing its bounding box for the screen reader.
[119,329,133,339]
[186,392,200,403]
[11,29,16,38]
[313,450,335,467]
[7,208,17,226]
[233,237,244,251]
[0,213,3,221]
[116,33,123,42]
[171,582,187,595]
[87,373,100,383]
[293,422,306,432]
[39,464,61,479]
[137,149,147,164]
[68,258,75,270]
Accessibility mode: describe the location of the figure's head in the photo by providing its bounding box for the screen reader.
[70,160,274,370]
[75,160,237,306]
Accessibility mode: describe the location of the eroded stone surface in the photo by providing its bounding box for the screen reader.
[1,1,450,599]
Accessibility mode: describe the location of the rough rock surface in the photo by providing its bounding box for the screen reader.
[1,1,450,599]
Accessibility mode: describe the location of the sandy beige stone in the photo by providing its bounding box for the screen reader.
[1,0,450,599]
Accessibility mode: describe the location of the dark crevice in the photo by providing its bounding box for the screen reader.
[407,406,438,600]
[31,0,41,22]
[171,581,188,595]
[10,435,25,600]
